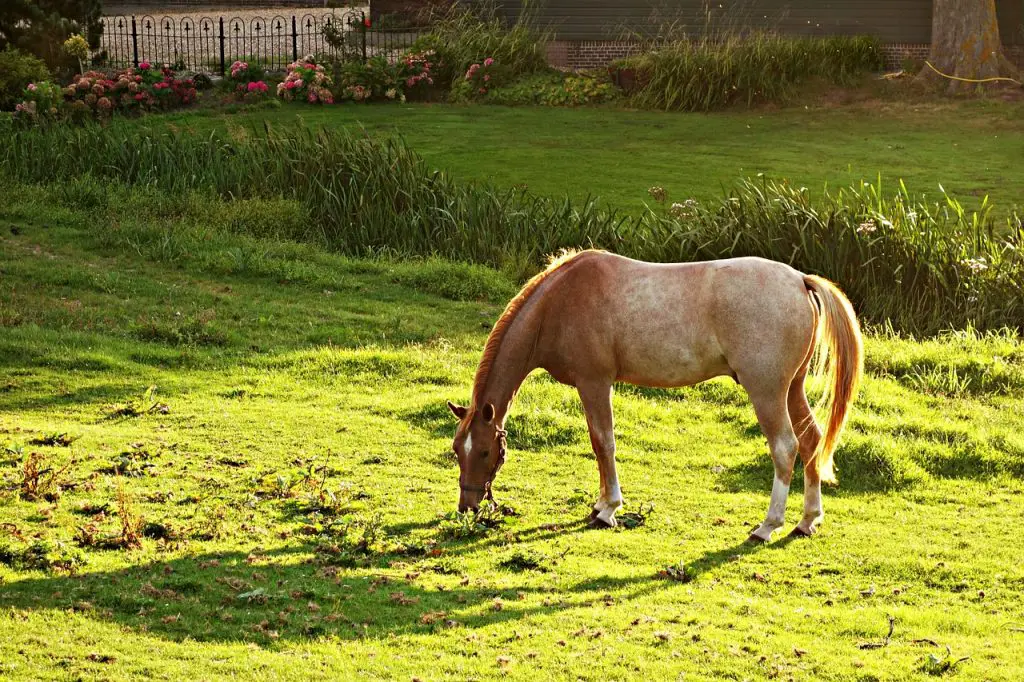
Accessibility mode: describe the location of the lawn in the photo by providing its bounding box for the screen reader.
[136,97,1024,213]
[1,178,1023,680]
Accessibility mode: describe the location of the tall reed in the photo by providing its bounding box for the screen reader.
[410,2,550,88]
[622,33,883,111]
[2,123,1020,334]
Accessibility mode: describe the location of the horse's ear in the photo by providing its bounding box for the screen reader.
[446,401,467,420]
[481,403,495,423]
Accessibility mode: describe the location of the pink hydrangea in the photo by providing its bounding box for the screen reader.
[139,61,151,70]
[483,57,494,67]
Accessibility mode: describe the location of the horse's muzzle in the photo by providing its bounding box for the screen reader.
[458,484,488,513]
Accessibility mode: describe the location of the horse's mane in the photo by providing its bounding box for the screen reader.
[471,249,600,407]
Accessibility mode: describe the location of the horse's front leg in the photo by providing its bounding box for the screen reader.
[578,381,623,527]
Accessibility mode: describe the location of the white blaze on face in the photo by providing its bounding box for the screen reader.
[463,432,473,457]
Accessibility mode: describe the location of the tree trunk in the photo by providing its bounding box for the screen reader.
[918,0,1016,93]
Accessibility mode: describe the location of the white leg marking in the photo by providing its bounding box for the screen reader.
[751,474,789,541]
[797,477,824,534]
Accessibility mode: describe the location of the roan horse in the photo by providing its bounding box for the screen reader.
[447,250,862,542]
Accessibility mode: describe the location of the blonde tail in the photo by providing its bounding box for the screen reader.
[803,275,864,484]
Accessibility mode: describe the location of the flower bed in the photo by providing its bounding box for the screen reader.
[13,63,199,125]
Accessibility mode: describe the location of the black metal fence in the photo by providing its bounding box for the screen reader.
[99,10,426,74]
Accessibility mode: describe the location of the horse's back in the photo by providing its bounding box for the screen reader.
[538,252,816,388]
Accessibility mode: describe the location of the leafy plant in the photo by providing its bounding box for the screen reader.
[487,71,620,106]
[438,506,507,540]
[104,386,169,420]
[0,47,50,111]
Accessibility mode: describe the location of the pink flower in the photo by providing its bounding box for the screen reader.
[27,83,37,92]
[294,78,303,88]
[406,77,415,87]
[483,74,490,82]
[483,57,494,67]
[139,61,151,70]
[308,92,317,103]
[134,93,144,101]
[479,87,486,94]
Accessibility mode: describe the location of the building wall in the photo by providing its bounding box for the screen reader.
[499,0,1024,45]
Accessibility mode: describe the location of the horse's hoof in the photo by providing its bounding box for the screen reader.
[746,533,767,545]
[589,508,601,521]
[788,526,814,538]
[589,515,616,529]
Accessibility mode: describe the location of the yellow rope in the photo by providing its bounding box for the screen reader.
[924,60,1022,86]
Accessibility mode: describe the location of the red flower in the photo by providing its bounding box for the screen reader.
[363,18,371,28]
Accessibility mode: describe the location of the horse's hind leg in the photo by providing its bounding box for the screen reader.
[746,384,799,543]
[578,380,623,528]
[788,374,824,537]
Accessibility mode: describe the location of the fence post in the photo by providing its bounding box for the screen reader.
[130,16,139,68]
[361,11,367,62]
[291,16,298,63]
[218,17,226,76]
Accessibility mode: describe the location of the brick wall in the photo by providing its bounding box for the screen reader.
[546,41,643,70]
[548,40,1024,72]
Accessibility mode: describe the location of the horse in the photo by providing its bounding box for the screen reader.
[447,249,863,543]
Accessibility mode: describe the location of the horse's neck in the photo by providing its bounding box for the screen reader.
[479,314,539,423]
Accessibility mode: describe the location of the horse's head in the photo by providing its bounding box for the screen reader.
[447,400,506,512]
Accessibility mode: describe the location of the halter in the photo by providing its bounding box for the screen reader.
[459,428,507,501]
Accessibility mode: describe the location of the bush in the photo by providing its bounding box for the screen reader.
[410,4,548,89]
[0,47,50,111]
[2,124,1020,334]
[278,56,334,104]
[451,56,501,100]
[332,52,435,102]
[619,33,884,111]
[487,71,620,107]
[228,60,265,84]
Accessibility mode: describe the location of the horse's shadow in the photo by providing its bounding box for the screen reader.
[0,512,799,647]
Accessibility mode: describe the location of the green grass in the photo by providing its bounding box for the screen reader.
[1,182,1023,680]
[114,97,1024,214]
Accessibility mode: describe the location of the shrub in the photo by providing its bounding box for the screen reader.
[410,4,548,89]
[452,57,499,100]
[228,59,265,84]
[278,56,334,104]
[0,47,51,111]
[2,125,1020,334]
[236,80,270,103]
[333,52,435,102]
[487,71,620,106]
[13,81,65,124]
[619,33,884,111]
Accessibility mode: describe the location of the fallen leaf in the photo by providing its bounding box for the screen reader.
[419,611,446,625]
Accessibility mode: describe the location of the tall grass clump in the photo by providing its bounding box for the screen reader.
[1,123,1020,334]
[410,2,549,88]
[620,32,883,111]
